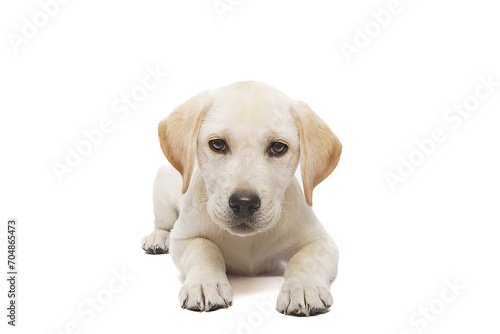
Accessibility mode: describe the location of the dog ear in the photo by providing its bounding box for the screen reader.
[158,91,212,193]
[292,101,342,206]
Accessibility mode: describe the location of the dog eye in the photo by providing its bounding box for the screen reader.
[209,139,227,153]
[269,142,288,156]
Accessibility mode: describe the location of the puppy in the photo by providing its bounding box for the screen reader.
[142,81,342,316]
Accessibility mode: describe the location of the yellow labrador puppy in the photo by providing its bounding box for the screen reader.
[142,81,342,316]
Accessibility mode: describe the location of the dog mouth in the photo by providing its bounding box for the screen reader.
[208,201,278,236]
[220,215,268,236]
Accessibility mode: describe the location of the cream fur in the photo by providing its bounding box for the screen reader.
[141,81,342,315]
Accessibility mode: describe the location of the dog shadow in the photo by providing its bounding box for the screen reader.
[228,266,285,296]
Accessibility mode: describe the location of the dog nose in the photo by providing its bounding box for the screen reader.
[229,191,261,217]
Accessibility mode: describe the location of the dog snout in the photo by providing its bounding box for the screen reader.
[229,191,261,218]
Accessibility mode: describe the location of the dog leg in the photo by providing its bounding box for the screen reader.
[171,237,233,311]
[277,237,338,316]
[142,164,182,254]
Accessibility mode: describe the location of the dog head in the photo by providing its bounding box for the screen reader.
[158,81,341,236]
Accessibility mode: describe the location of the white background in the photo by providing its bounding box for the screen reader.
[1,0,500,333]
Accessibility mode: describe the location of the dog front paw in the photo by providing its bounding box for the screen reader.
[277,280,333,316]
[179,278,233,312]
[141,229,170,254]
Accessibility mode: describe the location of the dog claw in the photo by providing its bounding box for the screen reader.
[182,299,187,308]
[298,305,302,314]
[145,247,166,254]
[197,303,203,311]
